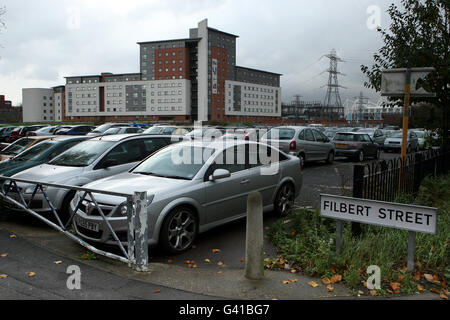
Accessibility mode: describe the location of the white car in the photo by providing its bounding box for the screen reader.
[8,134,178,221]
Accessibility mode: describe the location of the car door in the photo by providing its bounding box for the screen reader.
[363,134,378,156]
[298,129,317,160]
[203,146,249,224]
[312,129,331,160]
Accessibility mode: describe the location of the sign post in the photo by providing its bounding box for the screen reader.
[320,194,438,271]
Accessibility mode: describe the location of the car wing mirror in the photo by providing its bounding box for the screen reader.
[209,169,231,181]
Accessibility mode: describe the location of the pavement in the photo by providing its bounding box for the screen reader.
[0,211,441,301]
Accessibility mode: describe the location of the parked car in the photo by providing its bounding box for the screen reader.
[71,140,303,253]
[412,130,429,150]
[103,127,144,135]
[0,136,88,178]
[242,128,267,142]
[55,125,95,135]
[143,125,192,136]
[356,128,386,146]
[185,127,225,141]
[261,126,335,164]
[0,136,53,161]
[384,130,419,153]
[0,126,17,142]
[8,125,49,142]
[10,134,182,221]
[0,142,10,152]
[333,132,380,161]
[87,123,133,137]
[33,125,61,136]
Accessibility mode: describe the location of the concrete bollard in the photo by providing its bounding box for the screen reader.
[245,191,264,280]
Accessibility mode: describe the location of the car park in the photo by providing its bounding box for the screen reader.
[333,132,380,161]
[71,140,303,253]
[356,128,386,146]
[185,127,225,141]
[0,136,53,161]
[55,125,95,135]
[261,126,335,164]
[9,134,182,221]
[0,136,88,178]
[103,127,144,135]
[0,126,17,142]
[383,130,419,153]
[87,123,133,137]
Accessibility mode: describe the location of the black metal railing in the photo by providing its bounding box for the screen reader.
[353,148,450,202]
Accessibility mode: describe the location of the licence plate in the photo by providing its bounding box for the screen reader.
[336,144,347,148]
[75,216,99,232]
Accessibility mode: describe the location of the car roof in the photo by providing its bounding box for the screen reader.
[90,134,183,142]
[46,135,89,142]
[175,139,268,152]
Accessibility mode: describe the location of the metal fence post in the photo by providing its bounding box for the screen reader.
[413,152,423,196]
[352,165,365,237]
[245,191,264,280]
[130,191,149,272]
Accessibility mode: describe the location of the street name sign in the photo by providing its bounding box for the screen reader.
[320,194,437,234]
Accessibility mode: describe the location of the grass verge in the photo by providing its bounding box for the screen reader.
[267,173,450,297]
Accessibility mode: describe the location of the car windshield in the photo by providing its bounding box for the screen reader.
[143,126,164,134]
[1,138,34,155]
[132,145,213,180]
[413,131,425,138]
[104,128,120,135]
[265,128,295,140]
[13,141,55,161]
[334,133,357,141]
[92,124,124,133]
[49,140,114,167]
[35,127,53,134]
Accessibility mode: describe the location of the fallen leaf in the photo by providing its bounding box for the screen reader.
[387,289,394,294]
[363,281,368,288]
[184,260,191,264]
[413,272,421,281]
[398,274,405,282]
[9,234,16,238]
[0,253,8,258]
[167,260,173,263]
[192,245,197,249]
[54,261,62,265]
[288,278,298,283]
[327,284,334,292]
[417,284,425,292]
[440,293,448,300]
[330,274,342,283]
[153,289,161,294]
[400,266,407,272]
[308,281,320,288]
[282,280,290,285]
[433,274,440,282]
[240,258,245,263]
[357,290,364,296]
[443,288,450,295]
[441,282,447,288]
[321,277,331,285]
[390,282,401,293]
[290,269,297,274]
[27,272,36,277]
[212,249,221,253]
[330,266,337,274]
[0,274,8,279]
[291,230,296,236]
[424,273,434,282]
[430,288,441,294]
[192,264,198,268]
[217,261,224,266]
[370,289,377,296]
[264,226,270,231]
[217,271,223,274]
[204,259,211,263]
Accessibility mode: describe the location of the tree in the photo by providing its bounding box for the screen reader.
[361,0,449,143]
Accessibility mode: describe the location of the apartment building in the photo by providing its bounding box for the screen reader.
[23,19,282,124]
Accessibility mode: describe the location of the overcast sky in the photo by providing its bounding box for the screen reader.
[0,0,400,106]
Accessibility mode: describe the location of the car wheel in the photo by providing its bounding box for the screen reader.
[357,150,364,162]
[274,183,295,217]
[160,206,198,254]
[326,151,334,164]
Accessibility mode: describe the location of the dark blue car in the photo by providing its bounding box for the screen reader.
[55,125,94,136]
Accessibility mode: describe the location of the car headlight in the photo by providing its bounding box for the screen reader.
[24,185,48,194]
[117,195,154,216]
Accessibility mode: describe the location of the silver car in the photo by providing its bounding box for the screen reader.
[384,130,419,153]
[71,140,303,253]
[261,126,336,164]
[9,134,178,221]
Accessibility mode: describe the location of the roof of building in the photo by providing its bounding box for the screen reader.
[235,66,283,76]
[137,38,201,45]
